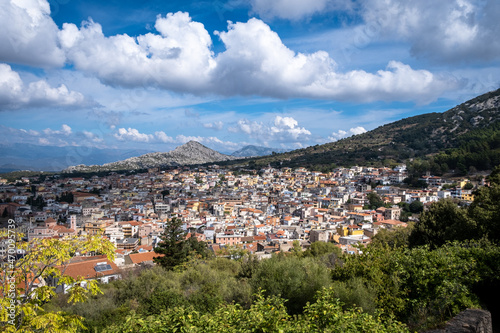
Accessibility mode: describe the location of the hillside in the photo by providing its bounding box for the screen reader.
[65,141,237,172]
[236,89,500,170]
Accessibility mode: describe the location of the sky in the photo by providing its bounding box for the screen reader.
[1,0,499,155]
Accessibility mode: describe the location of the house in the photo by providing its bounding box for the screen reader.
[116,238,139,251]
[384,207,401,221]
[52,256,121,293]
[28,217,77,239]
[309,229,331,242]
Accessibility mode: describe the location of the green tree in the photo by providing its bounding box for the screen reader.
[371,224,413,250]
[250,255,331,314]
[303,241,341,258]
[409,200,424,214]
[409,199,477,248]
[154,218,208,270]
[366,192,384,210]
[467,167,500,243]
[0,232,115,332]
[161,189,170,199]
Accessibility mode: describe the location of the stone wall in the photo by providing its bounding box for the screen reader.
[425,309,492,333]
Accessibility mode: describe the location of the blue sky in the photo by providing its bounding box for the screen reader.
[1,0,499,154]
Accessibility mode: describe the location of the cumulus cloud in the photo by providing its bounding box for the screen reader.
[114,128,155,142]
[43,124,72,136]
[229,116,311,144]
[155,131,175,143]
[59,12,216,92]
[360,0,500,63]
[203,121,224,130]
[0,125,100,147]
[56,9,458,102]
[248,0,500,64]
[83,131,104,143]
[111,127,239,151]
[0,64,91,109]
[0,0,65,67]
[271,116,311,140]
[0,0,467,103]
[329,126,367,141]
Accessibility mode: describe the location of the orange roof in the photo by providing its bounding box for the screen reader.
[58,257,120,280]
[128,251,163,264]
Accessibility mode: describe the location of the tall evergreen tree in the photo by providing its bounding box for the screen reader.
[154,218,207,270]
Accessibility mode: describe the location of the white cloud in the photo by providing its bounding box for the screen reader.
[0,125,83,146]
[329,126,367,141]
[215,19,459,103]
[57,11,458,103]
[111,128,236,149]
[155,131,175,143]
[83,131,104,143]
[229,115,311,144]
[0,0,65,67]
[0,1,467,103]
[360,0,500,63]
[60,12,215,92]
[271,116,311,140]
[43,124,72,136]
[203,121,224,130]
[0,64,90,109]
[114,128,154,142]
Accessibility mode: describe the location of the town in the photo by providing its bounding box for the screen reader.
[0,163,482,287]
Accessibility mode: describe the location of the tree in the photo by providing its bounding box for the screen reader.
[371,224,413,249]
[303,241,341,258]
[366,192,384,210]
[467,167,500,243]
[409,200,424,214]
[409,199,477,248]
[250,255,331,314]
[154,218,207,270]
[0,232,115,332]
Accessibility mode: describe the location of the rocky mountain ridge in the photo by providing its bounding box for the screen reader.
[65,141,237,172]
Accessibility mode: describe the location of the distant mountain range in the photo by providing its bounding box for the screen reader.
[231,145,290,157]
[0,143,152,172]
[64,141,237,172]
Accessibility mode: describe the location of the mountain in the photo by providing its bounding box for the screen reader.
[229,88,500,171]
[0,143,152,172]
[231,145,290,157]
[65,141,237,172]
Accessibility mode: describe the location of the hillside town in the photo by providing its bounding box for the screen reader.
[0,164,483,287]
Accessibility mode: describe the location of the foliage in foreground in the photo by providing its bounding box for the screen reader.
[0,233,116,332]
[333,240,500,330]
[102,288,409,333]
